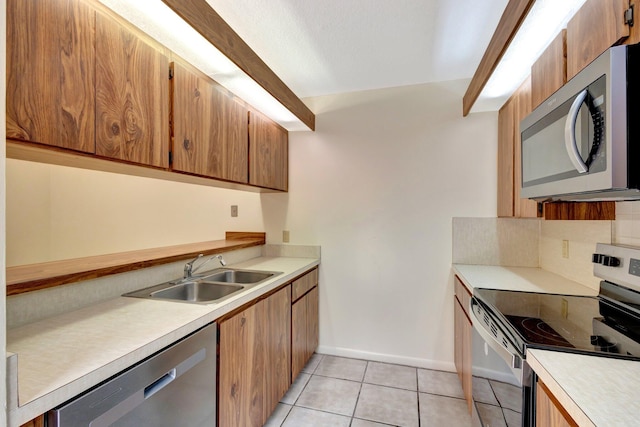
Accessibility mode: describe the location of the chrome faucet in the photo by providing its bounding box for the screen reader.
[184,254,226,279]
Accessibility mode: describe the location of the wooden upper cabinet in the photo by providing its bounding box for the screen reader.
[514,77,538,218]
[497,78,538,218]
[6,0,96,153]
[531,30,567,109]
[171,63,249,183]
[566,0,630,79]
[95,14,169,168]
[249,111,289,191]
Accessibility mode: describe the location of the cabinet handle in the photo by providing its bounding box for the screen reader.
[564,89,589,174]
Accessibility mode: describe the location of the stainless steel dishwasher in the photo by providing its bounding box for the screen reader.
[48,323,217,427]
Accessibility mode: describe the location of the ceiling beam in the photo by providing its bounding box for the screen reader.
[462,0,536,116]
[162,0,315,130]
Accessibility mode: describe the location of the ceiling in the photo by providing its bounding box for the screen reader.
[205,0,509,99]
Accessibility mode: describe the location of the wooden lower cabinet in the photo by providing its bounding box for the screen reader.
[291,279,319,380]
[218,286,291,427]
[536,380,578,427]
[454,277,473,413]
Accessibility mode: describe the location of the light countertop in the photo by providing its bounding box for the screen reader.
[453,264,637,427]
[7,256,319,426]
[453,264,599,296]
[528,349,640,427]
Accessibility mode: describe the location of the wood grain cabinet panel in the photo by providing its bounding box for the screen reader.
[531,30,566,109]
[171,62,249,183]
[19,415,45,427]
[497,96,516,217]
[291,295,307,380]
[6,0,96,153]
[536,380,578,427]
[249,111,288,191]
[498,78,538,218]
[292,268,318,302]
[95,14,169,168]
[264,287,292,420]
[219,286,292,427]
[566,0,630,80]
[291,271,319,380]
[306,286,319,358]
[454,277,473,414]
[514,77,538,218]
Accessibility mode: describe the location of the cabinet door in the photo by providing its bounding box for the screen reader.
[531,30,566,109]
[566,0,630,79]
[219,303,265,427]
[249,111,288,191]
[291,297,307,380]
[264,287,292,420]
[536,380,578,427]
[95,14,169,168]
[497,96,516,217]
[306,286,319,360]
[171,63,249,183]
[514,77,538,218]
[454,297,472,414]
[6,0,95,153]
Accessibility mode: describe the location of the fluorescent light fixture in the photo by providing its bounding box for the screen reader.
[97,0,310,131]
[471,0,588,112]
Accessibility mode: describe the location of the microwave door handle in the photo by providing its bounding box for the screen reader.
[564,89,589,173]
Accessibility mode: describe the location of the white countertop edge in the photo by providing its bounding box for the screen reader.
[526,350,596,427]
[7,256,319,426]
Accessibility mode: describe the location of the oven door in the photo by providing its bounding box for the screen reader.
[470,298,535,427]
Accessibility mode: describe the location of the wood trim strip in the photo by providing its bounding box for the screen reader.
[543,202,616,220]
[462,0,536,116]
[161,0,315,131]
[225,232,266,240]
[6,234,266,296]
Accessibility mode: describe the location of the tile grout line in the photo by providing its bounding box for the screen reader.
[347,360,367,427]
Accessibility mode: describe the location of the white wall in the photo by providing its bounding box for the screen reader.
[262,80,497,369]
[6,160,265,266]
[1,0,8,421]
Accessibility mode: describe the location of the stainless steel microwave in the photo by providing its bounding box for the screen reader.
[520,44,640,201]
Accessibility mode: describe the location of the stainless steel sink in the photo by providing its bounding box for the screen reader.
[151,281,244,302]
[200,269,275,284]
[123,268,282,304]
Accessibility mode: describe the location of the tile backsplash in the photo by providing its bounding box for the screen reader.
[539,220,611,291]
[613,201,640,246]
[452,218,540,267]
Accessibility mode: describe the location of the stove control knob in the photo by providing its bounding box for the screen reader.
[593,253,621,267]
[602,256,621,267]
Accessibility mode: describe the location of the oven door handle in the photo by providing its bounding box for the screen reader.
[469,298,523,371]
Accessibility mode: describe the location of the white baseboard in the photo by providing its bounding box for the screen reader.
[316,345,456,372]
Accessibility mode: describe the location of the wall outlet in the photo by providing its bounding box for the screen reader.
[282,230,290,243]
[562,240,569,258]
[231,205,238,217]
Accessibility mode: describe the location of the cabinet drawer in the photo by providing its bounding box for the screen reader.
[454,276,472,317]
[292,268,318,302]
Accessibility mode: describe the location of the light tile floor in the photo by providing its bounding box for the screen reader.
[263,354,478,427]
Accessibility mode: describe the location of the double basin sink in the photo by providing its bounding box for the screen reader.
[124,268,282,304]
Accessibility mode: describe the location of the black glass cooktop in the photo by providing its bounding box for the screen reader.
[474,287,640,360]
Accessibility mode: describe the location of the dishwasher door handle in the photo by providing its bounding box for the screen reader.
[144,369,177,399]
